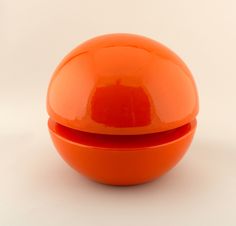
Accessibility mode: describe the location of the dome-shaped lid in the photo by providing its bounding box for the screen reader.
[47,34,198,135]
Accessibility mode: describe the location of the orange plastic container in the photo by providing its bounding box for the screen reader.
[47,33,199,185]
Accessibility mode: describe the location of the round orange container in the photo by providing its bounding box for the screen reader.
[47,33,199,185]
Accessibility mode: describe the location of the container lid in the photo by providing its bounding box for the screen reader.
[47,33,198,135]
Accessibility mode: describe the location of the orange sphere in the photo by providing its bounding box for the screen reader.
[47,33,199,185]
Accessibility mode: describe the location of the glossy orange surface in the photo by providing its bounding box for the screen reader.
[47,33,199,185]
[48,119,196,185]
[47,33,198,135]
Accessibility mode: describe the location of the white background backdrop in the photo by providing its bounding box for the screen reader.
[1,0,236,225]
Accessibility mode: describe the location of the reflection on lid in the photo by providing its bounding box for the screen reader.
[90,84,151,127]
